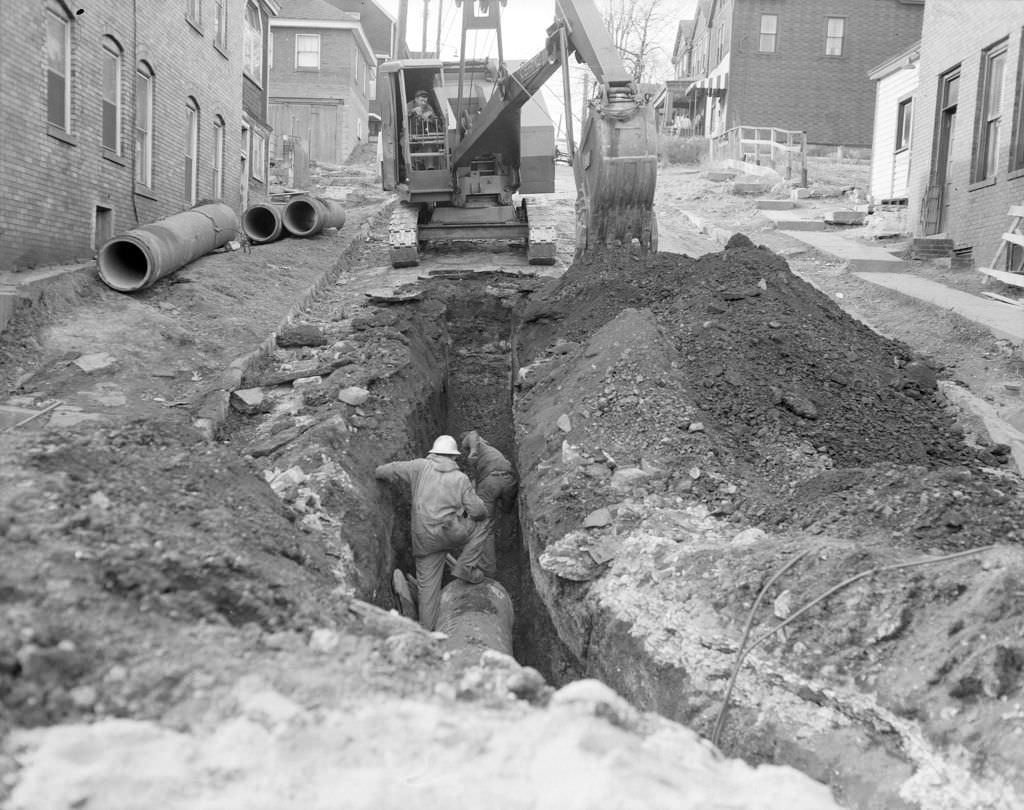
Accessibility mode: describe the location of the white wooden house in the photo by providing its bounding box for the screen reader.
[868,41,920,208]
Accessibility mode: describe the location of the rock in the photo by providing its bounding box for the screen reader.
[557,413,573,433]
[505,666,548,702]
[583,508,612,528]
[338,386,369,406]
[688,421,705,432]
[231,388,265,415]
[73,352,117,373]
[69,685,98,710]
[276,324,327,348]
[773,589,793,619]
[781,393,818,420]
[549,679,640,731]
[197,390,231,422]
[308,628,340,653]
[903,361,938,392]
[561,441,584,468]
[732,527,766,547]
[826,210,867,225]
[292,375,323,389]
[609,467,650,491]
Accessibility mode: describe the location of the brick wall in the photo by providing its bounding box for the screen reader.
[0,0,262,274]
[907,1,1024,266]
[726,0,923,146]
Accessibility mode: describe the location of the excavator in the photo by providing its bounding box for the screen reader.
[378,0,658,267]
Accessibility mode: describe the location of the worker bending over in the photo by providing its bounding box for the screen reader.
[375,435,489,630]
[460,430,518,578]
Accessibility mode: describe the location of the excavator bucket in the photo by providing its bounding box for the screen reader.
[574,95,659,256]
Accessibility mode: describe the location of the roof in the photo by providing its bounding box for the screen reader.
[274,0,358,23]
[867,40,921,81]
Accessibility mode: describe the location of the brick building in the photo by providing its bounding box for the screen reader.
[673,0,923,146]
[0,0,278,274]
[906,1,1024,276]
[268,0,380,164]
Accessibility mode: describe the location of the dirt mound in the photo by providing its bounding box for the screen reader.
[518,246,1023,550]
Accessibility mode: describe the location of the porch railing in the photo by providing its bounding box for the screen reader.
[709,126,808,184]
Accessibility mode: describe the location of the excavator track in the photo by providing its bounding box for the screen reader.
[388,204,420,268]
[524,198,557,265]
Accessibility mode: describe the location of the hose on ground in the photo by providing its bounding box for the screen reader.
[710,543,998,749]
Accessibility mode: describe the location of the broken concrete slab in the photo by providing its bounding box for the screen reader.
[732,181,770,195]
[826,210,867,226]
[47,407,106,428]
[337,386,369,406]
[755,199,795,210]
[231,388,266,415]
[704,171,737,182]
[73,353,117,373]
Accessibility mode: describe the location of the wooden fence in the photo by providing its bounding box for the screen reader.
[708,126,808,185]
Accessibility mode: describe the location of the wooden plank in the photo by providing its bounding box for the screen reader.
[978,266,1024,288]
[1001,231,1024,249]
[1006,205,1024,219]
[980,290,1024,307]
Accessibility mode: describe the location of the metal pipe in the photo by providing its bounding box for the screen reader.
[97,202,239,293]
[436,578,514,657]
[241,202,286,244]
[281,195,347,238]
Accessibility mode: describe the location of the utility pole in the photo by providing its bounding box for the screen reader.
[422,0,430,57]
[397,0,410,58]
[435,0,443,58]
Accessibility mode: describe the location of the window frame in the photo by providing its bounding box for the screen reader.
[213,0,227,52]
[974,39,1008,182]
[895,97,913,152]
[825,17,845,57]
[1010,31,1024,172]
[212,115,225,199]
[134,63,154,188]
[186,0,202,28]
[758,14,777,54]
[185,97,200,204]
[243,2,263,83]
[295,33,321,70]
[101,37,123,154]
[251,130,266,182]
[46,5,72,131]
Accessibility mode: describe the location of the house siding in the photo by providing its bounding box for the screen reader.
[702,0,923,146]
[0,0,271,274]
[907,1,1024,266]
[268,23,372,163]
[870,64,918,201]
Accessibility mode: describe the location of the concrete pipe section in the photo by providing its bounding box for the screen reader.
[97,202,239,293]
[282,195,346,238]
[436,578,515,658]
[241,202,286,245]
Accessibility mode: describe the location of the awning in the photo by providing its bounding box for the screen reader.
[686,73,728,98]
[368,113,382,121]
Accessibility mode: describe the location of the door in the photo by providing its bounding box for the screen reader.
[932,70,959,234]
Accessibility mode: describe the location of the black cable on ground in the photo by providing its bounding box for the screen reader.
[710,543,998,749]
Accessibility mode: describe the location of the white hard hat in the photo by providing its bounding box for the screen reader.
[429,435,460,455]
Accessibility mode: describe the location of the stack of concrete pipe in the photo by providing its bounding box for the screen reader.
[97,202,239,293]
[241,195,346,245]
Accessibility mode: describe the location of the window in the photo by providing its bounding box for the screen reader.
[213,0,227,50]
[134,63,154,186]
[251,130,266,181]
[243,2,263,80]
[825,18,845,57]
[896,98,912,151]
[758,15,777,53]
[1013,38,1024,171]
[186,0,201,26]
[185,98,200,204]
[212,115,225,198]
[46,6,71,130]
[976,42,1007,181]
[369,64,377,100]
[295,33,320,69]
[101,38,122,153]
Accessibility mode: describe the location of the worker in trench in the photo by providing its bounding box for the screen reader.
[459,430,518,578]
[375,435,490,631]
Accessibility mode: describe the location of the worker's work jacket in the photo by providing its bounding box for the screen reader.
[375,454,486,557]
[467,437,514,483]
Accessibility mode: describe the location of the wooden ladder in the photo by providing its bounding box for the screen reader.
[979,203,1024,288]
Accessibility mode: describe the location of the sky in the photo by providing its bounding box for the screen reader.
[375,0,697,74]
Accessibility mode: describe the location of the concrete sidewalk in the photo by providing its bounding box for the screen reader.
[779,229,906,272]
[853,272,1024,345]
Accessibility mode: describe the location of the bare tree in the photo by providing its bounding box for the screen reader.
[600,0,672,84]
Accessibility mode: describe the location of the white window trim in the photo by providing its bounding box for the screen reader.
[244,2,263,84]
[212,116,225,198]
[135,65,154,187]
[295,33,321,69]
[186,98,200,205]
[102,39,122,153]
[213,0,227,50]
[251,130,266,182]
[46,6,71,131]
[825,17,845,57]
[758,14,777,54]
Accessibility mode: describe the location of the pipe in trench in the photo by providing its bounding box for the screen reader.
[436,578,515,657]
[97,202,239,293]
[241,202,287,244]
[282,195,346,238]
